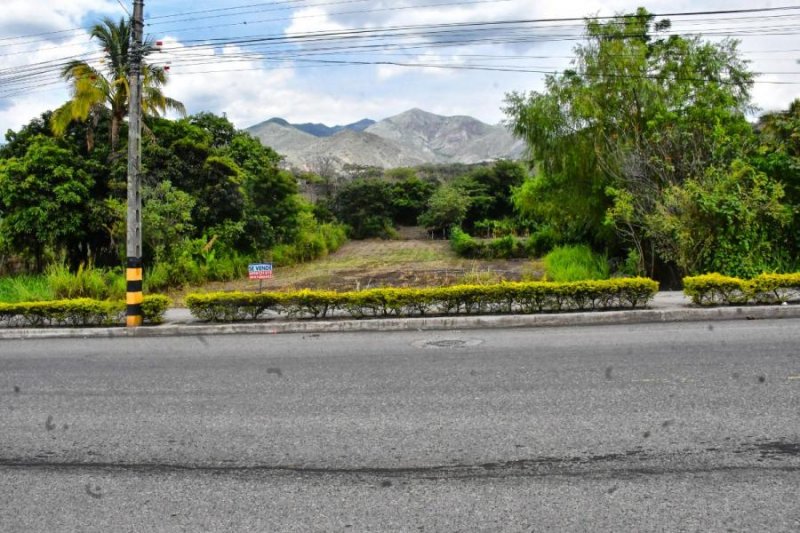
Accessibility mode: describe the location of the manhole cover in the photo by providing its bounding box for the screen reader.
[412,338,484,349]
[427,340,467,348]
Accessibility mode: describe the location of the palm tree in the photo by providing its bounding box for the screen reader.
[51,17,185,152]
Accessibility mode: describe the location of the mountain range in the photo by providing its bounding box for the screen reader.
[245,108,525,170]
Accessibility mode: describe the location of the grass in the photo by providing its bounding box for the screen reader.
[0,275,53,303]
[543,245,610,282]
[170,237,545,304]
[1,231,548,306]
[0,264,126,303]
[46,263,125,300]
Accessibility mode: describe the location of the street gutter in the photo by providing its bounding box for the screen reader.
[1,304,799,340]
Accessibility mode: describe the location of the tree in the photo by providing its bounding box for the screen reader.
[754,99,800,205]
[505,9,755,277]
[333,179,395,238]
[418,184,470,236]
[141,181,195,263]
[0,136,95,271]
[142,114,302,252]
[390,176,435,226]
[226,132,300,248]
[51,17,185,152]
[456,161,527,229]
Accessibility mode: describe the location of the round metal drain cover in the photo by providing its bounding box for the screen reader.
[412,338,484,349]
[427,339,467,348]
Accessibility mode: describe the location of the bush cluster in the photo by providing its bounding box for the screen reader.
[269,221,348,267]
[0,295,171,327]
[450,228,529,260]
[683,273,800,306]
[185,278,658,322]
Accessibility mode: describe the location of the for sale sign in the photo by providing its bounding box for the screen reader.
[248,263,273,280]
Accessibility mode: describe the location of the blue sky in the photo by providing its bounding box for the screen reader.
[1,0,798,135]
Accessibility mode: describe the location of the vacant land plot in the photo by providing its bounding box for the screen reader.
[178,236,542,302]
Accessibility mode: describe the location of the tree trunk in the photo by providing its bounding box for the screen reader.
[110,114,121,152]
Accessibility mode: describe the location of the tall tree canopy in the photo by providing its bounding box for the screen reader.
[505,8,756,278]
[51,17,185,152]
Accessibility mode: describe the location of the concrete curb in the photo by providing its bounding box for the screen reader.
[1,304,799,340]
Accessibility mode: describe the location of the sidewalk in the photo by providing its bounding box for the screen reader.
[2,291,800,340]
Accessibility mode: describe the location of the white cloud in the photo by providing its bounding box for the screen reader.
[0,0,119,39]
[284,6,347,36]
[160,38,417,128]
[0,0,120,136]
[1,0,798,138]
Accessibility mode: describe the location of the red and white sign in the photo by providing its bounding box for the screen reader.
[248,263,273,280]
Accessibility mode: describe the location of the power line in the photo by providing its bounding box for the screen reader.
[116,0,132,17]
[3,4,800,99]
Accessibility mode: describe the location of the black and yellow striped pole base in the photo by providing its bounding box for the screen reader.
[126,257,143,327]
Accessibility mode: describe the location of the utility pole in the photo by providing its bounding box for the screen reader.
[126,0,144,327]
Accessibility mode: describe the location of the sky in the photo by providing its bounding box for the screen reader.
[0,0,799,136]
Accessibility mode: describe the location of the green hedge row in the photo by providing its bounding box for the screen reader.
[185,278,658,322]
[0,295,171,327]
[683,273,800,306]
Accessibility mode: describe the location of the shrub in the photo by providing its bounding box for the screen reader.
[140,295,171,324]
[524,226,559,257]
[748,273,800,304]
[450,227,480,257]
[682,273,747,306]
[683,272,800,306]
[185,278,659,322]
[544,245,610,282]
[0,295,171,327]
[450,227,528,259]
[184,292,283,322]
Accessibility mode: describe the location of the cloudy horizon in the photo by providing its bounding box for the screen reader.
[1,0,798,136]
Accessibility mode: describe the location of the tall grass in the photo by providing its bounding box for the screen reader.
[0,275,53,303]
[543,245,610,282]
[270,222,348,267]
[1,264,127,303]
[46,263,125,300]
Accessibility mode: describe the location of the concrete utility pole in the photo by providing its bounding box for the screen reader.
[126,0,144,327]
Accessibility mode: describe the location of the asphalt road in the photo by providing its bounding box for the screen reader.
[1,319,799,532]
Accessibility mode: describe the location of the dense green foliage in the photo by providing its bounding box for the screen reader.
[0,136,97,270]
[504,8,799,282]
[330,173,436,238]
[648,161,790,278]
[416,161,527,236]
[4,10,800,297]
[0,110,344,288]
[0,16,343,291]
[185,278,658,321]
[449,227,528,259]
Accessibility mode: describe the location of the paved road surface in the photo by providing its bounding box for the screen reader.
[1,319,799,531]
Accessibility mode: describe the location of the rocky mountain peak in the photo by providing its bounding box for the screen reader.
[245,108,524,170]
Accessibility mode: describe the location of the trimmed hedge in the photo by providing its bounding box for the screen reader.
[185,278,658,322]
[0,295,171,327]
[683,273,800,306]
